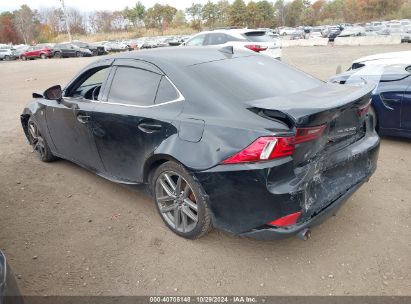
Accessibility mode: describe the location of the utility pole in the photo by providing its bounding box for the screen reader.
[59,0,72,41]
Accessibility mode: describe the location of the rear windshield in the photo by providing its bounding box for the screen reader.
[243,31,273,42]
[187,55,321,102]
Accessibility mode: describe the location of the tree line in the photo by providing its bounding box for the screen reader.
[1,0,411,44]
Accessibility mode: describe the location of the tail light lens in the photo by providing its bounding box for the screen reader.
[245,44,268,52]
[221,124,326,164]
[357,100,371,116]
[222,136,295,164]
[294,125,326,144]
[267,211,302,227]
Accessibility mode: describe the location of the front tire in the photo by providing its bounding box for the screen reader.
[27,118,57,162]
[152,161,212,239]
[54,51,62,58]
[40,53,47,59]
[4,55,10,61]
[76,51,82,57]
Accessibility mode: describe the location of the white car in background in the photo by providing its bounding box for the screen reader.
[278,27,295,36]
[181,28,282,60]
[351,51,411,69]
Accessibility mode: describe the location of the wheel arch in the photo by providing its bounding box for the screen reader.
[143,154,182,184]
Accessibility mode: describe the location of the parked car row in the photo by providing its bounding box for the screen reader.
[0,41,130,61]
[277,19,411,43]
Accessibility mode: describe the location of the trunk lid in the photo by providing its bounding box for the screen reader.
[247,82,375,164]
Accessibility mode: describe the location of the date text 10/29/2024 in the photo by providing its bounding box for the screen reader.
[149,296,259,303]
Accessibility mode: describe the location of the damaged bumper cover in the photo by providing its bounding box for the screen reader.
[240,179,366,240]
[194,127,379,239]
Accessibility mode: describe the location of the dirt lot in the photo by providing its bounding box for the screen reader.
[0,44,410,296]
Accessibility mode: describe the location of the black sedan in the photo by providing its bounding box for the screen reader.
[21,47,379,240]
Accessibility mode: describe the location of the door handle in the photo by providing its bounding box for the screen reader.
[138,122,162,133]
[77,114,90,124]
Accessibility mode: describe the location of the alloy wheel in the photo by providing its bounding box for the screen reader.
[155,171,199,233]
[28,121,46,159]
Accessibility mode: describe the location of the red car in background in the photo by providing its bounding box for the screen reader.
[20,44,53,60]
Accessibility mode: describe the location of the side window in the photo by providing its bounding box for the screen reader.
[108,67,161,106]
[185,34,206,46]
[204,33,228,45]
[155,77,179,104]
[68,67,110,100]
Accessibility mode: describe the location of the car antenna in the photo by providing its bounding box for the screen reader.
[218,45,234,55]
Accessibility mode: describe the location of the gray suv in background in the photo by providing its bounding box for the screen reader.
[0,49,16,61]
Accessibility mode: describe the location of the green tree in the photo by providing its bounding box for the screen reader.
[215,0,230,26]
[173,10,187,27]
[145,4,177,33]
[228,0,247,26]
[124,1,146,28]
[256,1,275,28]
[246,1,259,28]
[13,5,39,44]
[186,3,203,30]
[202,1,218,28]
[274,0,287,26]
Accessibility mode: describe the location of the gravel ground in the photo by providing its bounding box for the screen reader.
[0,44,410,296]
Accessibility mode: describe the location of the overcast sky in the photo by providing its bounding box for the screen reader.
[0,0,218,12]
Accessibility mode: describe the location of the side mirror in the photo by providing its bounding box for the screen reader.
[44,85,62,101]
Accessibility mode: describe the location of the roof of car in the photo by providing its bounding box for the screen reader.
[353,51,411,63]
[102,46,253,68]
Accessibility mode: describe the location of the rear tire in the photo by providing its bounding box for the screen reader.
[152,161,212,239]
[54,51,62,58]
[27,117,57,162]
[4,55,10,61]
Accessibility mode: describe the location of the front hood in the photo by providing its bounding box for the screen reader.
[245,82,375,126]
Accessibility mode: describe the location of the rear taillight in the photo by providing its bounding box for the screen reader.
[222,136,295,164]
[221,124,326,164]
[267,211,302,227]
[245,44,268,52]
[357,100,371,116]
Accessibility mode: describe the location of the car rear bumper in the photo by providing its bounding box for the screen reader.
[240,178,365,240]
[194,128,379,237]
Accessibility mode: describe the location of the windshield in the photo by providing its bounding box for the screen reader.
[187,55,322,102]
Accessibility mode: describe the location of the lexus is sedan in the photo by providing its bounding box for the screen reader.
[21,47,380,240]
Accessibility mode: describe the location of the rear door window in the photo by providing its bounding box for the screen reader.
[155,77,180,104]
[108,67,161,106]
